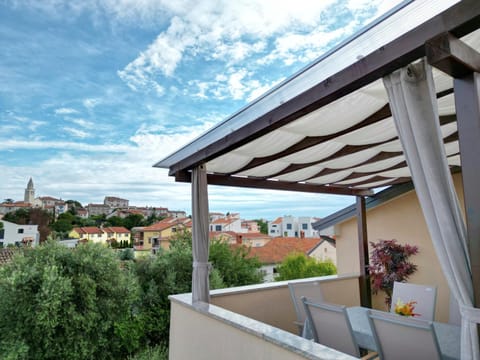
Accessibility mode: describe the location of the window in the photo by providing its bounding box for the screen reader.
[172,227,177,233]
[18,229,24,234]
[0,229,4,239]
[0,242,3,248]
[286,223,292,230]
[302,223,308,230]
[272,224,277,228]
[215,225,222,231]
[270,229,276,234]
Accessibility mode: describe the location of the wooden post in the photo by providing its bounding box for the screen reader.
[356,196,372,308]
[454,73,480,307]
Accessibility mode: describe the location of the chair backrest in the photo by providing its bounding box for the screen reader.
[368,309,442,360]
[390,281,437,321]
[288,280,324,326]
[302,297,360,357]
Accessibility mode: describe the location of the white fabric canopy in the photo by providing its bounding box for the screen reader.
[191,164,211,304]
[384,59,478,360]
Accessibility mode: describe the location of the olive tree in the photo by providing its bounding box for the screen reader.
[0,241,142,360]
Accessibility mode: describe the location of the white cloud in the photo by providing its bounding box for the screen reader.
[0,139,131,152]
[69,118,95,129]
[83,98,100,109]
[54,107,78,115]
[64,127,89,138]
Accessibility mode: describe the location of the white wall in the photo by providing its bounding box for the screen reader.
[0,220,39,247]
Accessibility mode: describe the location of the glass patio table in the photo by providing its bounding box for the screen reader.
[346,306,461,360]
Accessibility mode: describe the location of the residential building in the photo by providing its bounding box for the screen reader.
[86,203,111,216]
[76,208,88,218]
[268,217,282,237]
[268,216,319,238]
[241,220,259,233]
[34,196,60,208]
[104,196,129,208]
[107,208,146,219]
[209,212,225,221]
[103,226,131,244]
[168,210,187,218]
[34,196,68,217]
[136,217,192,253]
[242,236,334,282]
[0,201,31,215]
[209,215,242,233]
[209,231,271,247]
[0,220,39,247]
[24,177,35,204]
[69,227,108,244]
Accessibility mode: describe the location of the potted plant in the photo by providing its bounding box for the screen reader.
[368,239,419,308]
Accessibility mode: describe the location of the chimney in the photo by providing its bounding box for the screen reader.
[300,231,305,239]
[236,234,243,244]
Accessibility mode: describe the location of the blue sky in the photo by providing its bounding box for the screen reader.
[0,0,403,220]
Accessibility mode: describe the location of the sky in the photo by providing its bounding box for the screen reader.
[0,0,404,220]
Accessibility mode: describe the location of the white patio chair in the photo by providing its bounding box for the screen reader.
[288,280,324,337]
[390,281,437,321]
[367,309,442,360]
[302,297,378,359]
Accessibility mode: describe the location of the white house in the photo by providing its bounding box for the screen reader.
[268,216,320,238]
[209,215,242,232]
[0,220,40,247]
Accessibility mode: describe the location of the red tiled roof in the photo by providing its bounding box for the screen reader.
[2,202,31,208]
[143,217,181,231]
[272,217,283,225]
[209,231,237,240]
[39,196,60,201]
[103,226,130,233]
[0,248,16,266]
[241,237,322,264]
[241,232,271,240]
[73,227,104,234]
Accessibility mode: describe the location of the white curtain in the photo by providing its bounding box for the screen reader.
[191,164,211,304]
[383,59,479,360]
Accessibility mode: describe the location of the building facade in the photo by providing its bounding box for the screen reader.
[0,220,39,247]
[268,216,320,238]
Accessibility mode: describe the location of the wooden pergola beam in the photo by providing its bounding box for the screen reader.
[175,171,373,196]
[426,32,480,77]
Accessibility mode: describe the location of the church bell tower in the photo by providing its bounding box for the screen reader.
[24,177,35,204]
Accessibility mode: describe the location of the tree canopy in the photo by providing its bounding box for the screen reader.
[0,242,141,359]
[274,252,337,281]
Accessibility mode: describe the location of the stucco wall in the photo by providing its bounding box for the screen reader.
[334,173,465,322]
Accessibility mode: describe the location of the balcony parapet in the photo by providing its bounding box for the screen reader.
[169,274,361,359]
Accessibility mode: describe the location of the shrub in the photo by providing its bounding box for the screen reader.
[368,239,419,307]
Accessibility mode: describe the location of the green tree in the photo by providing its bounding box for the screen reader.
[134,233,223,345]
[105,216,125,227]
[3,208,30,224]
[274,252,337,281]
[254,219,268,234]
[0,241,142,359]
[123,214,145,230]
[209,240,264,287]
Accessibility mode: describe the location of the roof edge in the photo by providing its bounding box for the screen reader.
[312,182,415,231]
